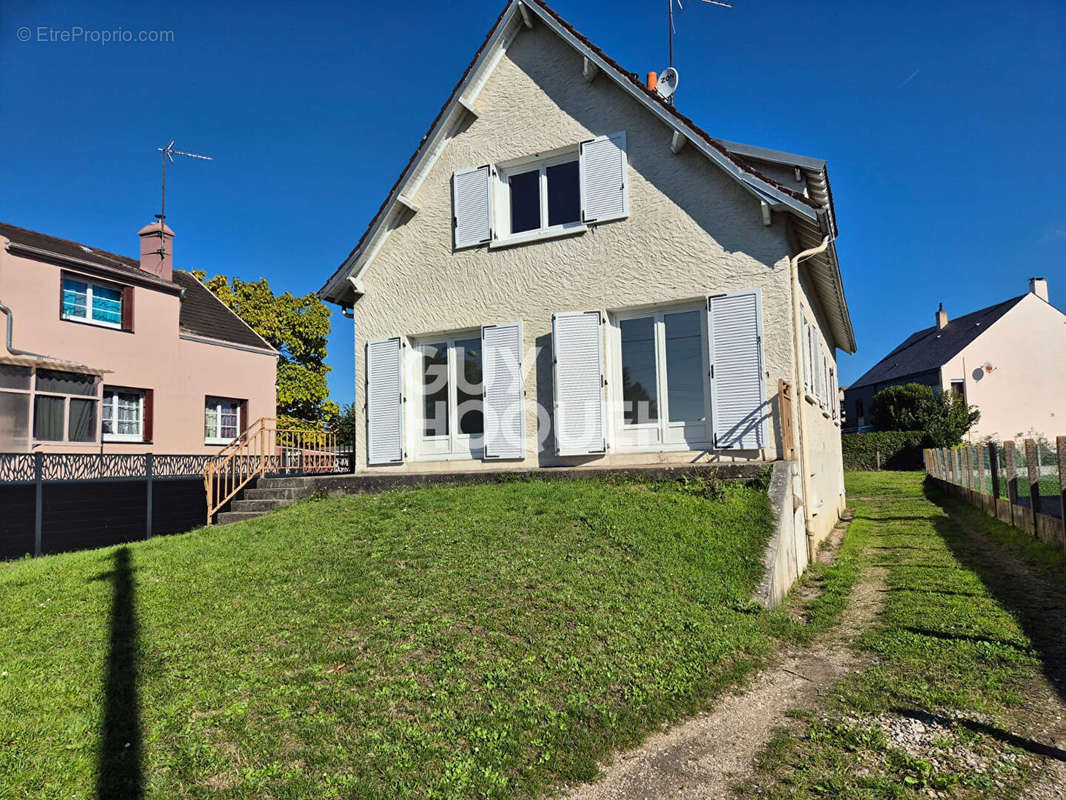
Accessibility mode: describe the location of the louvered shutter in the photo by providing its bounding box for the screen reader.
[482,321,525,460]
[366,337,404,465]
[708,290,767,450]
[801,320,812,394]
[452,165,493,249]
[579,132,628,224]
[814,343,825,407]
[552,311,606,456]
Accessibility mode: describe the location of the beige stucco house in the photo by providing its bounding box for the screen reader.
[844,278,1066,442]
[319,0,856,546]
[0,220,277,454]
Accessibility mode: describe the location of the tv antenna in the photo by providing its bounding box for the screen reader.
[668,0,733,88]
[156,140,213,227]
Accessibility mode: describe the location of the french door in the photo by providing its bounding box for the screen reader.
[611,305,712,449]
[415,335,484,459]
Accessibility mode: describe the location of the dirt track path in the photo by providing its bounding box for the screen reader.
[562,520,881,800]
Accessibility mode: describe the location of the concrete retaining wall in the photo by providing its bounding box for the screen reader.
[754,460,808,609]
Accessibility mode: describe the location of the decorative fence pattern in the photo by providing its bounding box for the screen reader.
[924,437,1066,553]
[1,448,354,558]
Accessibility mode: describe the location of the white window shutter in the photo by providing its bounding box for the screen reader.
[482,321,525,460]
[708,290,767,450]
[801,320,812,394]
[366,337,404,465]
[579,131,628,224]
[453,165,493,249]
[552,311,606,456]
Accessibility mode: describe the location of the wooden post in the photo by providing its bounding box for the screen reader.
[33,451,43,557]
[989,442,1001,499]
[1025,439,1040,533]
[1058,436,1066,533]
[1004,441,1018,507]
[965,446,973,490]
[977,444,986,495]
[145,452,154,540]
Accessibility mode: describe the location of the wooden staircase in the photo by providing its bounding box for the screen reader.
[202,418,343,525]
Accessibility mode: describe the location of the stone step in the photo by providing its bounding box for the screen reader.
[216,511,265,525]
[244,486,299,501]
[230,498,289,513]
[257,476,317,490]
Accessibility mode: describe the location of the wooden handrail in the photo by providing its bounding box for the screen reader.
[202,417,339,525]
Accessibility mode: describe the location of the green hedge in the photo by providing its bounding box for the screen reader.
[842,431,928,471]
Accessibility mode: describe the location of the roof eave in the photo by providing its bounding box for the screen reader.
[318,0,824,305]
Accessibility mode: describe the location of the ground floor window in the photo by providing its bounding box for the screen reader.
[416,335,483,458]
[103,388,148,442]
[33,369,99,443]
[612,305,711,449]
[205,397,242,445]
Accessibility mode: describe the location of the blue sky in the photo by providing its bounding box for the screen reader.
[1,0,1063,405]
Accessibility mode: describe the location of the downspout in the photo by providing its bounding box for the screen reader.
[789,235,831,556]
[0,301,49,358]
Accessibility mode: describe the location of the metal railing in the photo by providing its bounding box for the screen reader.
[202,418,347,524]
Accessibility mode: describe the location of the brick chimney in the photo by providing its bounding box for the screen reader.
[1029,276,1049,302]
[138,220,174,281]
[935,302,948,330]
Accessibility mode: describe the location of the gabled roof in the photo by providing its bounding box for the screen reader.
[0,221,275,353]
[848,295,1026,390]
[317,0,856,352]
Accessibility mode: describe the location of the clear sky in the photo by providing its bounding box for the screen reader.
[1,0,1063,404]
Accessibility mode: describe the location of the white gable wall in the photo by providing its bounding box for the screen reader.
[349,22,839,526]
[942,293,1066,442]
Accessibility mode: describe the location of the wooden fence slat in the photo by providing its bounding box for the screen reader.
[989,443,1001,499]
[1025,439,1040,534]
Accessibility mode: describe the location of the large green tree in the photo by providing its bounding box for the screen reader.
[191,272,339,425]
[871,382,979,446]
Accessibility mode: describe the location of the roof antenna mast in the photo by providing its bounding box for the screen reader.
[157,140,213,227]
[668,0,733,100]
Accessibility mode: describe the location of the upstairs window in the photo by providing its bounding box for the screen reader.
[503,156,581,237]
[452,132,628,250]
[61,276,131,330]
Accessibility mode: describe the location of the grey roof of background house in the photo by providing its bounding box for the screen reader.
[0,221,273,352]
[848,295,1025,390]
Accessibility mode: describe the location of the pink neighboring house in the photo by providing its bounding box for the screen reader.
[0,220,277,454]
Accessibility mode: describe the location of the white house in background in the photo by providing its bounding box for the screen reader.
[844,278,1066,442]
[318,0,856,546]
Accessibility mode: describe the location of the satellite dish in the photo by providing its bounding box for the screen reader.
[656,67,679,99]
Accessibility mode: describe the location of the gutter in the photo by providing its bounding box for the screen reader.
[5,241,183,295]
[789,235,831,556]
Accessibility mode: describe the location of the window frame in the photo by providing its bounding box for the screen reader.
[607,302,713,452]
[102,387,146,443]
[491,148,587,247]
[30,369,101,444]
[60,275,126,330]
[411,332,485,461]
[204,396,243,446]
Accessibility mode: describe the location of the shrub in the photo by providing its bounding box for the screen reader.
[842,431,928,470]
[871,383,979,447]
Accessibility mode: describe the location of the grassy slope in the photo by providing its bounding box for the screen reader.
[1,475,790,800]
[750,471,1065,799]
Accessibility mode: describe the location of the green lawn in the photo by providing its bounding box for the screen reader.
[0,474,799,800]
[747,471,1066,799]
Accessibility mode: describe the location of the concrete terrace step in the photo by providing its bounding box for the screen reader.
[230,498,291,514]
[216,511,267,525]
[243,486,301,501]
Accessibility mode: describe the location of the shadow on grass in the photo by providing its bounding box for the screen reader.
[92,546,143,799]
[892,707,1066,762]
[923,480,1066,707]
